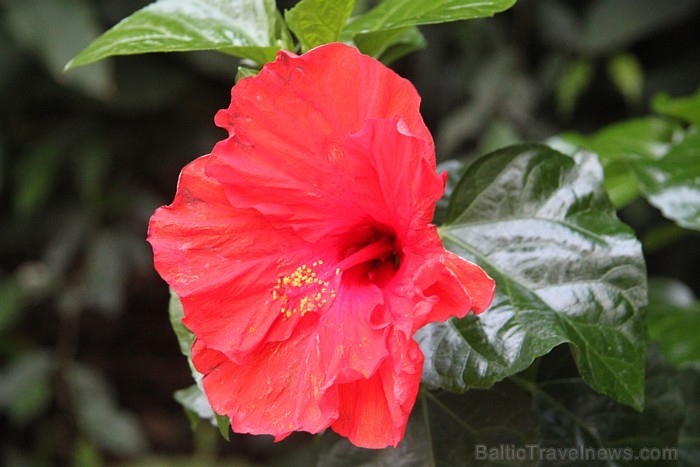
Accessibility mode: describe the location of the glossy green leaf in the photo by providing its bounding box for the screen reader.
[285,0,354,52]
[318,380,539,466]
[374,28,426,64]
[631,127,700,230]
[647,278,700,366]
[318,347,695,465]
[423,144,647,409]
[597,159,641,209]
[653,87,700,124]
[532,347,686,466]
[343,0,516,37]
[550,118,677,208]
[66,0,291,69]
[555,118,700,230]
[558,117,680,165]
[354,26,426,63]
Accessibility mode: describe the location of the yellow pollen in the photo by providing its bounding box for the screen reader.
[271,260,338,318]
[249,327,255,333]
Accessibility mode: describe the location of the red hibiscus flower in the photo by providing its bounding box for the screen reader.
[148,43,494,449]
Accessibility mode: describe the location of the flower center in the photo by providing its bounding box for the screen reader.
[337,236,395,271]
[338,230,400,285]
[272,260,338,318]
[271,231,400,319]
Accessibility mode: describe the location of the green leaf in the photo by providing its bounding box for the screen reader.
[434,159,466,225]
[83,231,130,316]
[532,346,686,466]
[169,288,195,358]
[13,141,64,219]
[66,0,291,69]
[630,127,700,230]
[285,0,355,52]
[4,0,113,98]
[647,278,700,366]
[0,351,54,425]
[549,117,674,208]
[74,438,104,467]
[318,380,539,466]
[318,347,695,465]
[556,119,700,230]
[477,119,522,155]
[678,363,700,464]
[0,276,24,334]
[422,144,647,409]
[653,87,700,125]
[215,412,232,441]
[173,384,230,440]
[66,364,146,455]
[607,53,644,107]
[556,117,679,166]
[236,66,259,82]
[169,289,232,438]
[556,58,594,116]
[174,384,215,428]
[579,0,700,55]
[354,26,426,64]
[342,0,516,36]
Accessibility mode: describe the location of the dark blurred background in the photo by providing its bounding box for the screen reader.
[1,0,699,465]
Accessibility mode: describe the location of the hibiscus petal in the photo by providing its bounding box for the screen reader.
[331,331,423,449]
[404,249,495,332]
[192,318,338,440]
[318,272,388,385]
[148,156,314,360]
[442,251,496,314]
[206,44,435,243]
[341,118,445,235]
